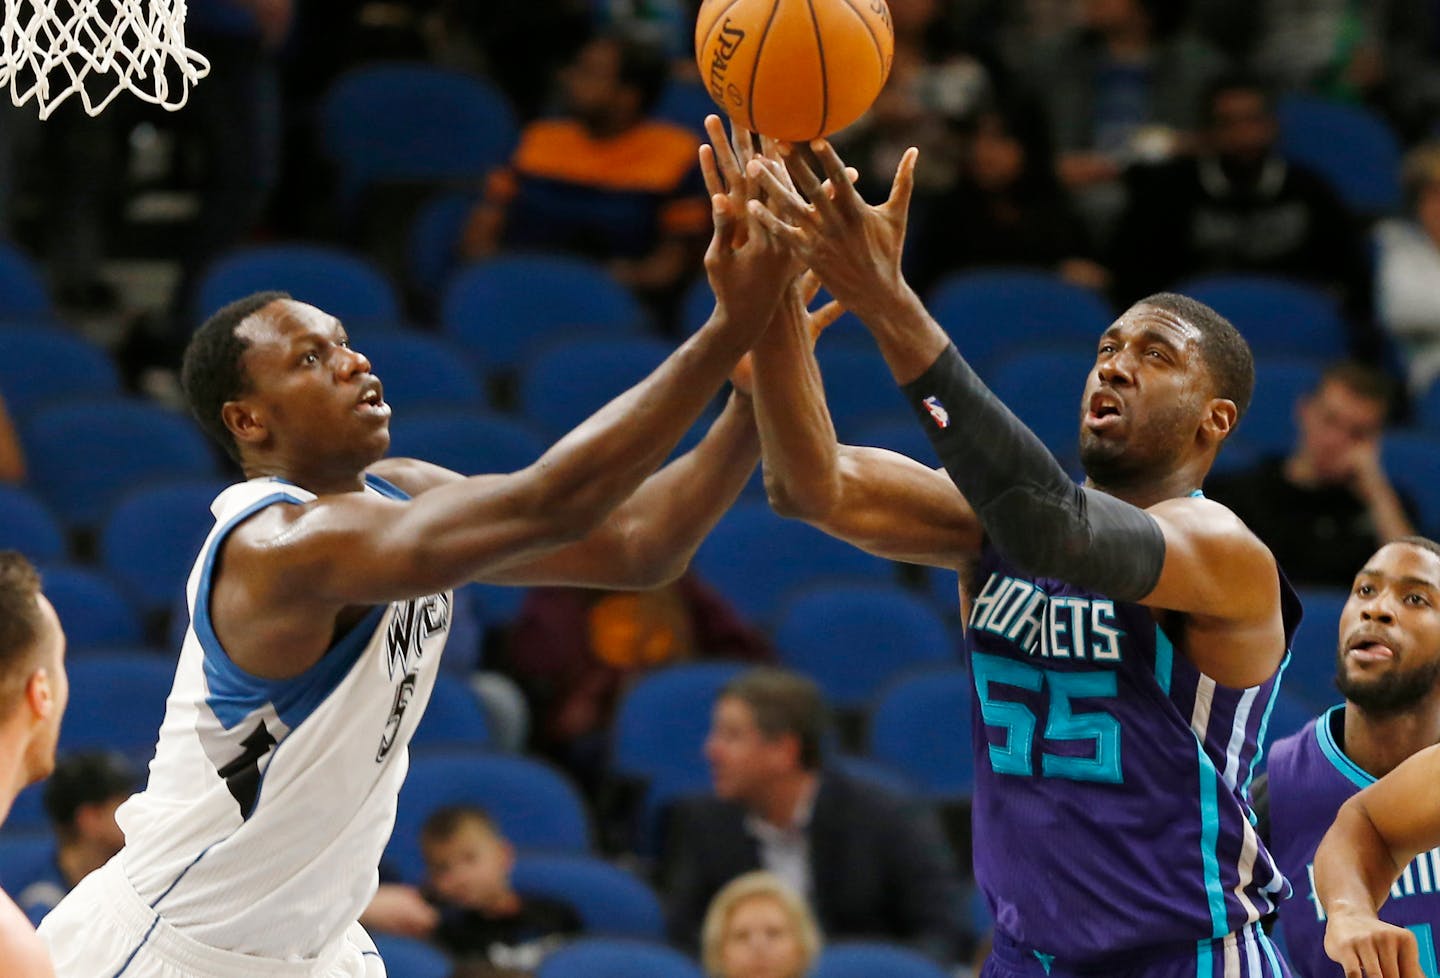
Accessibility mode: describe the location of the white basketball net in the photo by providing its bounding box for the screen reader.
[0,0,209,119]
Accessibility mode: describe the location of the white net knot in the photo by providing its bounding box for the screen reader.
[0,0,209,118]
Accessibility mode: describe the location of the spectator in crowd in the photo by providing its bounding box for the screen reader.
[0,552,69,977]
[701,871,820,978]
[1207,361,1415,587]
[1021,0,1229,243]
[1249,0,1440,141]
[461,28,710,319]
[1375,142,1440,398]
[14,752,136,927]
[662,668,969,966]
[1109,73,1377,357]
[503,573,772,796]
[420,805,581,971]
[833,0,994,204]
[0,392,25,484]
[905,98,1108,296]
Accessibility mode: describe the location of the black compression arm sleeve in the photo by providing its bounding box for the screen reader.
[902,343,1166,601]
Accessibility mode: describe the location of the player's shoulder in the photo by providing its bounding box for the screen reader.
[0,890,53,977]
[366,457,464,496]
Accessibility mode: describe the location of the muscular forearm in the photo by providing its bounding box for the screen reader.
[1315,798,1407,920]
[752,289,842,517]
[525,310,771,535]
[595,390,760,586]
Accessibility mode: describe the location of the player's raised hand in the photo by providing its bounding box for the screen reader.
[1324,911,1427,978]
[746,138,917,327]
[698,115,797,330]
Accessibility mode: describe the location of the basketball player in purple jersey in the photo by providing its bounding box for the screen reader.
[1304,547,1440,978]
[733,135,1301,978]
[1260,538,1440,978]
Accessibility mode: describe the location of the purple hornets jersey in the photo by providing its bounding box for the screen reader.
[1269,707,1440,978]
[966,539,1302,967]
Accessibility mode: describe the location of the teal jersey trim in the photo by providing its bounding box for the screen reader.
[1316,704,1375,789]
[1155,624,1175,695]
[1197,740,1229,938]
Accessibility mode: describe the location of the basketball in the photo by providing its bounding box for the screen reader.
[695,0,895,142]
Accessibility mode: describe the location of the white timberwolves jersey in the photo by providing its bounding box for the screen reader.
[113,475,451,959]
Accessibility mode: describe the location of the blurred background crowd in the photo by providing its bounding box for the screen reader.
[0,1,1439,976]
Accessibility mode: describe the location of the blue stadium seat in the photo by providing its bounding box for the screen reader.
[4,783,47,833]
[1237,359,1324,458]
[654,78,715,136]
[0,326,120,419]
[406,192,479,303]
[0,485,64,563]
[517,337,674,439]
[371,935,452,978]
[513,854,665,939]
[357,331,486,412]
[851,416,940,468]
[387,410,546,476]
[1259,688,1317,757]
[23,399,218,529]
[98,480,226,618]
[1178,276,1349,360]
[61,653,173,754]
[988,349,1094,470]
[0,244,54,322]
[815,345,911,439]
[1277,95,1402,215]
[925,270,1112,378]
[1382,432,1440,536]
[442,255,649,375]
[409,675,491,750]
[41,565,145,651]
[387,749,591,884]
[774,585,956,709]
[537,938,705,978]
[318,64,517,209]
[830,754,918,797]
[195,244,403,329]
[868,667,976,800]
[1285,588,1348,710]
[693,502,895,622]
[0,834,53,892]
[612,662,748,788]
[811,942,952,978]
[1417,381,1440,433]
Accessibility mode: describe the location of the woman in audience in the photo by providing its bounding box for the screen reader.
[1375,141,1440,398]
[701,872,821,978]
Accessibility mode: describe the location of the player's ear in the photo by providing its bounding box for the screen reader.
[1202,397,1238,443]
[223,400,267,448]
[24,668,53,723]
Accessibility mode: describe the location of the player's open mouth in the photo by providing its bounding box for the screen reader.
[1346,640,1396,663]
[356,385,389,418]
[1084,393,1124,431]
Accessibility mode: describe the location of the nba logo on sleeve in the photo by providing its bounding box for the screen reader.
[923,396,950,429]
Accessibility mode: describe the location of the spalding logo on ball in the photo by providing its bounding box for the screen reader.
[696,0,895,142]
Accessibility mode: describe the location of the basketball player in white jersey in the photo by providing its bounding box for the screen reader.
[38,119,823,978]
[0,551,69,978]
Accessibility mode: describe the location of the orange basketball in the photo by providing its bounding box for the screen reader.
[695,0,894,142]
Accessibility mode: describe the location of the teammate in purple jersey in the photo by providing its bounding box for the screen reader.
[733,133,1300,977]
[1258,538,1440,978]
[1305,541,1440,978]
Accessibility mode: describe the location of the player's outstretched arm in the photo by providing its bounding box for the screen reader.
[750,139,1283,682]
[231,181,796,613]
[1316,744,1440,978]
[0,893,53,978]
